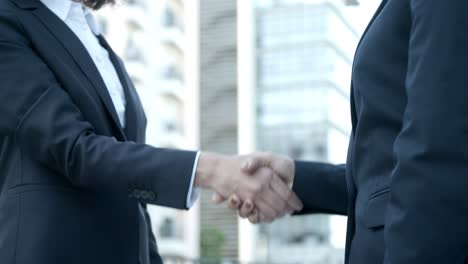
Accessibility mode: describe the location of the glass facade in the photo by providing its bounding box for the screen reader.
[254,1,359,263]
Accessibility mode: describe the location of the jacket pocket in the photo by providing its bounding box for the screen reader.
[363,188,390,228]
[7,184,79,196]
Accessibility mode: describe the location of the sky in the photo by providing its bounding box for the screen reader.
[345,0,382,34]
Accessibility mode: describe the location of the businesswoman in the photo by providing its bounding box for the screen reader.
[232,0,468,263]
[0,0,303,262]
[0,0,198,263]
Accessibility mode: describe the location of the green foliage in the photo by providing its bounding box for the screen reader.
[200,227,225,263]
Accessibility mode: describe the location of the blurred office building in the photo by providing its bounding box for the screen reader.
[198,0,361,262]
[237,0,360,263]
[198,0,240,260]
[97,0,201,260]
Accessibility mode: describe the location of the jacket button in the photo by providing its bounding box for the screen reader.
[148,192,156,200]
[133,190,142,199]
[141,191,149,199]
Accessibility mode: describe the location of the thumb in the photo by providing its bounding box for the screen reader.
[271,156,295,185]
[211,192,227,204]
[241,154,271,174]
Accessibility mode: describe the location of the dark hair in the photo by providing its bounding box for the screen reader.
[81,0,116,10]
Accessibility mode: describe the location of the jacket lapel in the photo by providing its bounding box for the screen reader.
[98,36,142,142]
[350,0,388,130]
[355,0,389,52]
[345,2,389,263]
[30,2,126,139]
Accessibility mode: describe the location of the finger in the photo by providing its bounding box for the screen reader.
[257,211,273,224]
[270,175,303,212]
[287,191,304,212]
[212,192,227,204]
[248,209,260,224]
[255,195,279,222]
[228,194,242,210]
[239,199,255,218]
[258,183,288,219]
[270,175,292,207]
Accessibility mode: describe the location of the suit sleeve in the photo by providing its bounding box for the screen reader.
[384,1,468,263]
[0,13,195,210]
[293,161,348,215]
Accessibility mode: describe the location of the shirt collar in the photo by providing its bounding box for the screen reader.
[83,7,101,35]
[40,0,101,35]
[40,0,72,21]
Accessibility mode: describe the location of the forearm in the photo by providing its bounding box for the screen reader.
[194,152,222,189]
[194,152,239,195]
[16,84,196,209]
[1,28,197,209]
[293,161,348,215]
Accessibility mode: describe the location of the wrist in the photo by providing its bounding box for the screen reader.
[195,152,226,189]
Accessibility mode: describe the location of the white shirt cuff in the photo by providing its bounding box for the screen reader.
[186,151,201,208]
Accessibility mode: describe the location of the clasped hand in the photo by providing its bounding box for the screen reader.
[195,152,303,224]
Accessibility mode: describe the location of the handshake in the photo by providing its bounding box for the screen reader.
[195,152,303,223]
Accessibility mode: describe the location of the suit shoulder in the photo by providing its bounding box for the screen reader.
[0,0,20,16]
[0,5,29,45]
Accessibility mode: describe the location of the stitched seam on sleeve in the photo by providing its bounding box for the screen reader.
[0,40,28,49]
[14,85,52,133]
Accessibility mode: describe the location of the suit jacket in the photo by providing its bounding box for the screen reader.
[0,0,197,263]
[293,0,468,263]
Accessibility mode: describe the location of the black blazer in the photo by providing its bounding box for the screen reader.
[0,0,197,263]
[294,0,468,263]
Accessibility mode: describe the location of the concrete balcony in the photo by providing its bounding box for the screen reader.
[124,60,148,85]
[160,26,185,53]
[157,79,185,102]
[124,3,148,28]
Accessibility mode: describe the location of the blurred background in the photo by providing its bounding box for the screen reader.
[96,0,380,263]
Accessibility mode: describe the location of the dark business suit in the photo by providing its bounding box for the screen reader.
[293,0,468,263]
[0,0,197,263]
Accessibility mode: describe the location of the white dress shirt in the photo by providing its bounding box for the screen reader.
[40,0,200,208]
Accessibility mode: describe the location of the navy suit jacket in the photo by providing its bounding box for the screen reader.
[293,0,468,263]
[0,0,197,263]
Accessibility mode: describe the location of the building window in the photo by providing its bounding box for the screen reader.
[163,7,176,28]
[163,65,184,81]
[164,120,178,132]
[159,217,175,238]
[125,38,144,62]
[162,6,184,32]
[127,0,145,8]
